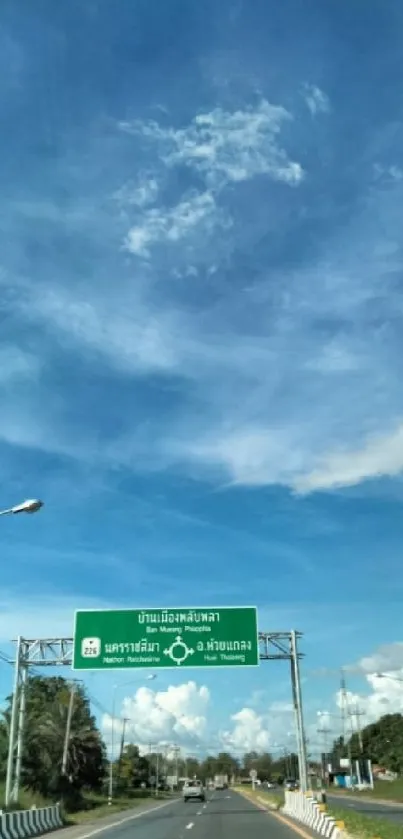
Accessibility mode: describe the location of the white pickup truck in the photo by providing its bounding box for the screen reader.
[183,779,206,802]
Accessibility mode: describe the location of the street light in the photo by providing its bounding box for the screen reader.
[4,496,44,807]
[0,499,44,516]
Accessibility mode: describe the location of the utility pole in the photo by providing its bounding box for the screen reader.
[13,662,27,804]
[155,751,160,797]
[163,743,170,782]
[148,742,153,788]
[115,717,129,789]
[317,725,331,786]
[173,745,180,787]
[340,670,355,784]
[6,636,26,807]
[351,705,365,754]
[290,630,308,792]
[62,682,76,776]
[108,690,116,806]
[119,718,129,762]
[340,670,347,744]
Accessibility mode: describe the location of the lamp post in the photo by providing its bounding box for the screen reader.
[4,498,44,808]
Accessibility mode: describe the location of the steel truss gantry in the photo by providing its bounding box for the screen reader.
[5,631,308,806]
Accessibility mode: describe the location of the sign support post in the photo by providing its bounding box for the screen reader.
[5,627,308,802]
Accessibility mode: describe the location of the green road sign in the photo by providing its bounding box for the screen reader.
[73,606,259,670]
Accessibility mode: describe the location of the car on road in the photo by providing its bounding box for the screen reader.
[183,779,206,802]
[284,778,298,790]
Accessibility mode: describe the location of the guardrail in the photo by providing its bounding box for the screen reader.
[0,804,63,839]
[282,790,344,838]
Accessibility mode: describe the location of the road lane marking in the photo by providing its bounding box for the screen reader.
[186,822,194,829]
[234,790,320,839]
[196,811,202,815]
[67,798,180,839]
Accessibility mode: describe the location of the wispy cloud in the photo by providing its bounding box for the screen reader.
[303,84,330,116]
[120,99,304,188]
[294,424,403,494]
[13,282,179,375]
[2,85,403,496]
[125,191,230,257]
[114,176,160,209]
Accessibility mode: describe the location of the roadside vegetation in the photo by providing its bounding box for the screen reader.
[330,776,403,802]
[2,674,403,835]
[0,676,176,820]
[234,785,284,810]
[327,802,403,839]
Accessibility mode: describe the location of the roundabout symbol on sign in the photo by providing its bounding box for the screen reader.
[163,636,195,666]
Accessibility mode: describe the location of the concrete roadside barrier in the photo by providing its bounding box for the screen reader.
[0,804,63,839]
[282,790,345,838]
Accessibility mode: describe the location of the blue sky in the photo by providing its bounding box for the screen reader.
[1,0,403,754]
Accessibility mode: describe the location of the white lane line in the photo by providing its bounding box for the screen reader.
[72,798,180,839]
[196,811,202,816]
[186,822,194,829]
[203,804,207,809]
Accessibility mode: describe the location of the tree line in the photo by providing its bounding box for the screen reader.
[0,675,300,809]
[2,675,402,811]
[329,712,403,773]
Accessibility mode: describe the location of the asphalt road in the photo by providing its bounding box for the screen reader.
[59,789,317,839]
[327,792,403,825]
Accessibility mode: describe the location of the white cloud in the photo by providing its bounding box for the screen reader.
[103,681,210,751]
[114,177,160,208]
[294,424,403,494]
[177,426,307,488]
[16,283,179,375]
[220,707,272,752]
[313,645,403,745]
[303,84,330,116]
[316,711,334,731]
[120,99,304,189]
[3,88,403,497]
[335,672,403,728]
[356,642,403,676]
[125,191,229,257]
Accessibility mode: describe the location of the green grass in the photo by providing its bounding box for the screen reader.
[0,781,51,811]
[0,781,176,823]
[65,791,175,825]
[330,778,403,803]
[233,785,284,811]
[327,802,403,839]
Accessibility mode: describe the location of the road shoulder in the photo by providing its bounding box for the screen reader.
[48,797,180,839]
[234,788,323,839]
